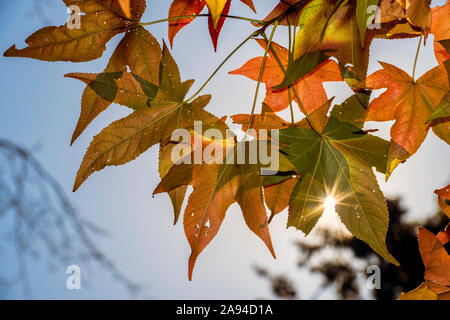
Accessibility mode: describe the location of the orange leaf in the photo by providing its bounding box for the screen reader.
[229,40,342,113]
[366,61,449,178]
[418,227,450,286]
[208,0,231,51]
[168,0,255,48]
[264,177,298,216]
[184,161,276,280]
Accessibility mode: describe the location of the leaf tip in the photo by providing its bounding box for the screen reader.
[4,45,17,57]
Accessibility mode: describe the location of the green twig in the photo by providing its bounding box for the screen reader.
[412,34,423,82]
[139,14,266,27]
[246,21,280,134]
[184,32,256,104]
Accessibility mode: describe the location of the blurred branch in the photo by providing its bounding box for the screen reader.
[0,139,144,298]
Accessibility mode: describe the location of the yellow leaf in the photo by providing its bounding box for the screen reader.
[206,0,228,28]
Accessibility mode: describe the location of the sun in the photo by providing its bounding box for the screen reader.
[314,195,352,237]
[323,195,337,214]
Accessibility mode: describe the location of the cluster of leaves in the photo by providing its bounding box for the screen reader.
[399,223,450,299]
[4,0,449,282]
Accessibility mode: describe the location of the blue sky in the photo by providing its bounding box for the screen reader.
[0,0,448,299]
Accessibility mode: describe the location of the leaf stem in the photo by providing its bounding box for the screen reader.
[184,32,256,104]
[288,87,295,124]
[412,34,423,82]
[246,21,280,134]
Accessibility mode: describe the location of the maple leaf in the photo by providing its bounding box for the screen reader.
[229,40,342,113]
[400,223,450,299]
[69,27,162,144]
[430,2,450,63]
[4,0,146,62]
[366,61,450,178]
[168,0,255,50]
[275,92,398,265]
[418,226,450,287]
[68,42,223,191]
[154,139,277,280]
[435,184,450,218]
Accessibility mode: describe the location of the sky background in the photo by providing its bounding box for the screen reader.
[0,0,448,299]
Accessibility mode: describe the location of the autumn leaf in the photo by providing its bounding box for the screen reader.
[185,160,275,280]
[275,92,398,265]
[400,223,450,300]
[206,0,229,28]
[168,0,255,49]
[4,0,146,62]
[68,27,162,144]
[208,0,232,51]
[366,61,449,178]
[154,138,277,280]
[418,226,450,286]
[435,184,450,218]
[229,40,342,113]
[69,42,223,191]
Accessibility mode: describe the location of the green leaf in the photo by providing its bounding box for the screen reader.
[278,94,398,265]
